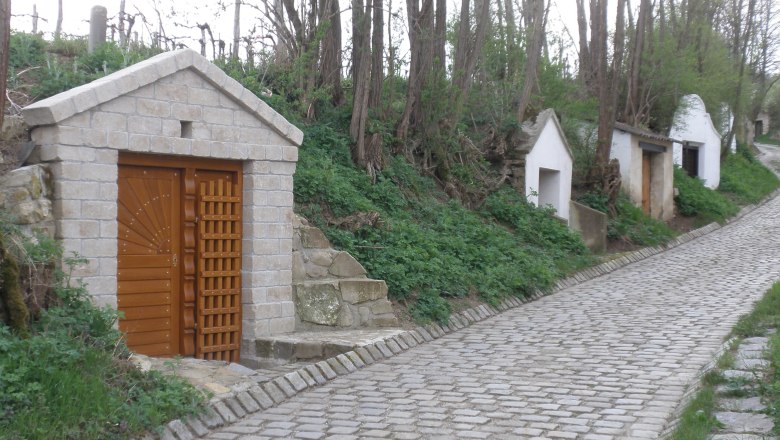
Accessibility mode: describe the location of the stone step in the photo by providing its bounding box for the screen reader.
[244,329,406,365]
[294,278,398,329]
[718,397,767,412]
[714,412,774,435]
[297,278,389,303]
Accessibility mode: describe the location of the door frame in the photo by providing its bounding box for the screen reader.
[118,152,243,358]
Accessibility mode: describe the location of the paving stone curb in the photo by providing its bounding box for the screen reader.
[156,189,780,439]
[658,337,736,439]
[655,190,780,439]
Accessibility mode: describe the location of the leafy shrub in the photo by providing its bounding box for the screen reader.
[577,190,675,247]
[9,33,47,70]
[0,225,203,438]
[719,148,780,204]
[481,188,590,269]
[293,123,592,320]
[409,289,451,324]
[674,166,738,223]
[608,193,676,246]
[577,191,609,214]
[8,32,161,101]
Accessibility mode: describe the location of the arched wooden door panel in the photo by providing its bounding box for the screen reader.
[117,166,181,357]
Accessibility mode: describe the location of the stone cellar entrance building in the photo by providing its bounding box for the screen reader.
[21,49,303,362]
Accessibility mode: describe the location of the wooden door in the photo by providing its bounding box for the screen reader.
[682,147,699,178]
[642,151,651,215]
[117,166,181,356]
[196,171,242,362]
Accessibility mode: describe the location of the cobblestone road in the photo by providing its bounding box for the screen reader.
[209,194,780,439]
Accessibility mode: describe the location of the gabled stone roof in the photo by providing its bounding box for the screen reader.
[518,108,573,158]
[614,121,677,144]
[22,49,303,146]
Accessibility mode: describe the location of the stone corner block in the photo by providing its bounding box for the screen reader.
[340,279,388,305]
[329,251,367,277]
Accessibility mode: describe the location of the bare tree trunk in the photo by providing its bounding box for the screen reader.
[350,0,372,163]
[369,0,384,110]
[365,0,385,176]
[450,0,490,120]
[0,0,8,131]
[726,0,757,150]
[659,0,666,44]
[576,0,591,87]
[387,0,395,77]
[55,0,62,39]
[516,0,545,121]
[434,0,446,70]
[594,0,626,171]
[623,0,651,125]
[452,0,471,84]
[318,0,343,105]
[232,0,241,59]
[118,0,126,46]
[503,0,517,78]
[396,0,433,141]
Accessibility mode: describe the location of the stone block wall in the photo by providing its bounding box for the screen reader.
[22,49,303,344]
[0,164,55,237]
[292,215,398,330]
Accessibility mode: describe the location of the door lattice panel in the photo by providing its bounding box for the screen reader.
[196,171,242,362]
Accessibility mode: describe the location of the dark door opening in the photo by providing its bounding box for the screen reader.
[682,146,699,178]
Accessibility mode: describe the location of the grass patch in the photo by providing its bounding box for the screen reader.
[294,123,593,322]
[765,331,780,433]
[0,226,204,439]
[719,148,780,205]
[669,387,720,440]
[730,282,780,338]
[674,166,739,224]
[579,191,676,247]
[672,282,780,439]
[755,134,780,146]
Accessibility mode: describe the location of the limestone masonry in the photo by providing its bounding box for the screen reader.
[20,49,303,349]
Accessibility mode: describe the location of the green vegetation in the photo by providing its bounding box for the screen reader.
[766,330,780,433]
[8,33,159,102]
[674,166,739,224]
[731,283,780,338]
[578,191,676,247]
[293,123,592,322]
[0,222,204,439]
[755,134,780,146]
[719,148,780,205]
[668,382,720,440]
[608,195,677,246]
[671,282,780,439]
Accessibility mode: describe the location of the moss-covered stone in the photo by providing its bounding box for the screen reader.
[0,234,30,337]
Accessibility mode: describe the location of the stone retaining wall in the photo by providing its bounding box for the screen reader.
[291,215,398,330]
[0,164,55,237]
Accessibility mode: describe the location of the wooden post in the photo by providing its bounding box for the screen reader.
[32,4,38,34]
[88,5,107,53]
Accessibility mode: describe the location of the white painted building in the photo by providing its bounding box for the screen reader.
[611,123,675,221]
[520,109,574,222]
[670,94,722,188]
